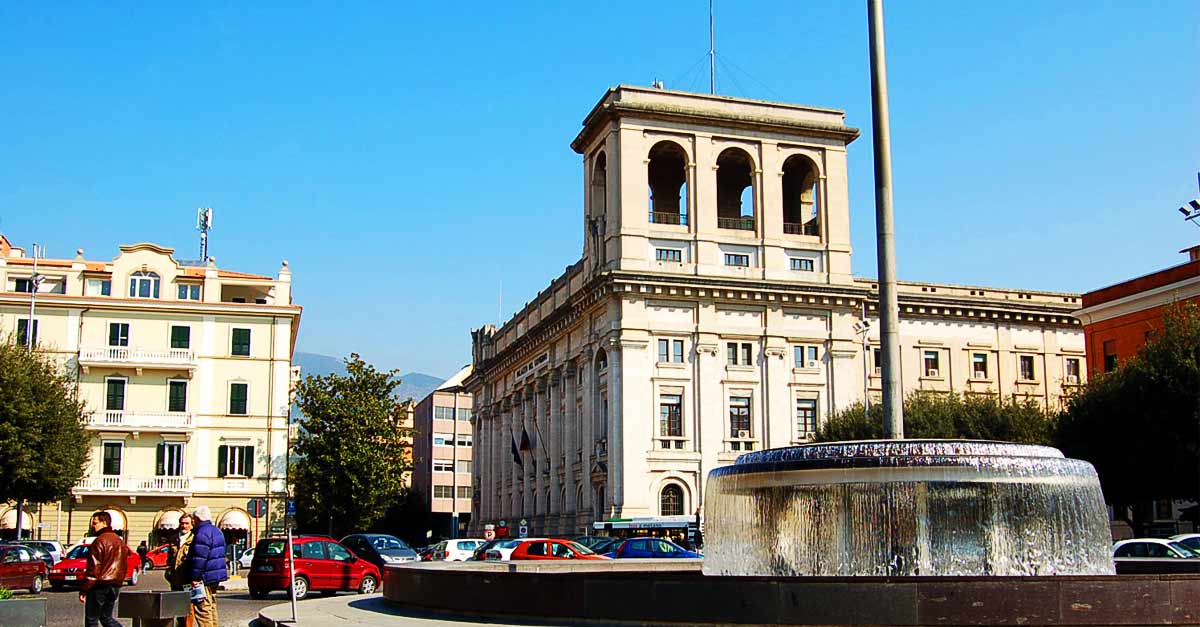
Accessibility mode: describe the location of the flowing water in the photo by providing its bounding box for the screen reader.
[702,440,1115,577]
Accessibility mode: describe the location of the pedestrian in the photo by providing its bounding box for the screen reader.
[165,514,195,627]
[136,540,149,573]
[185,506,228,627]
[79,511,129,627]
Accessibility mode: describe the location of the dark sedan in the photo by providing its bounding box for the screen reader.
[341,534,419,570]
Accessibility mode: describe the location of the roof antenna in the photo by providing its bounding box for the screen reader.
[709,0,716,94]
[196,207,213,260]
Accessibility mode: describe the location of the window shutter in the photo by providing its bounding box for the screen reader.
[155,443,165,476]
[109,323,118,345]
[217,446,228,478]
[245,446,255,478]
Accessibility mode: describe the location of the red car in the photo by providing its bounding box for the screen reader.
[48,538,142,590]
[509,539,609,561]
[0,544,49,594]
[247,535,381,600]
[145,544,171,569]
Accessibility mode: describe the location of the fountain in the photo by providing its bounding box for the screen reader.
[702,440,1115,577]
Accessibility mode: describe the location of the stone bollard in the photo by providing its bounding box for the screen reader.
[116,590,191,627]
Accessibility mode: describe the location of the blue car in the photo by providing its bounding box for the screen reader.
[603,537,701,559]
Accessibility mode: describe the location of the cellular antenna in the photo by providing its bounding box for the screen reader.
[709,0,716,94]
[196,207,213,260]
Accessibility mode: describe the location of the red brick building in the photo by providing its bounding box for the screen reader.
[1075,246,1200,376]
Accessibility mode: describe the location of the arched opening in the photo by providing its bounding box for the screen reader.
[218,508,251,558]
[660,484,685,516]
[647,141,689,226]
[594,484,607,521]
[716,148,755,231]
[595,348,608,371]
[129,271,161,299]
[590,152,608,268]
[782,155,820,236]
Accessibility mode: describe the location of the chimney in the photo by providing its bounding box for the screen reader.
[1181,244,1200,262]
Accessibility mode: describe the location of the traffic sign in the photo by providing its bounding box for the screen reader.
[247,497,268,518]
[518,525,529,538]
[519,518,528,526]
[286,500,296,516]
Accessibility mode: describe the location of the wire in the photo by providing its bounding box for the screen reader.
[715,52,787,101]
[716,55,750,98]
[671,53,712,92]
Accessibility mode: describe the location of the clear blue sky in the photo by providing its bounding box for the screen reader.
[1,2,1196,378]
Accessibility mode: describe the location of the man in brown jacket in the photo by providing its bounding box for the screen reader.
[79,511,128,627]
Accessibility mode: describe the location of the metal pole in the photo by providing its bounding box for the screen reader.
[26,244,39,350]
[286,526,298,622]
[708,0,716,94]
[861,301,871,417]
[868,0,904,438]
[451,391,459,539]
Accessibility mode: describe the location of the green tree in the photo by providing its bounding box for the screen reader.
[0,340,90,529]
[1056,302,1200,536]
[291,354,412,537]
[815,391,1054,444]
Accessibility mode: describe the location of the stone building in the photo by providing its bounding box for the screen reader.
[463,86,1085,537]
[0,234,299,551]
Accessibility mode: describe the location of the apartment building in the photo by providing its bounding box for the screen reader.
[0,235,300,551]
[411,367,473,539]
[464,85,1086,537]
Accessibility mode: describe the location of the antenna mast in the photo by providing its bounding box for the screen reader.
[709,0,716,94]
[197,207,213,260]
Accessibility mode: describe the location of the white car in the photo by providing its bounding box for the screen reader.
[484,538,546,561]
[1113,538,1198,560]
[21,540,65,564]
[431,539,485,561]
[238,547,254,569]
[1170,533,1200,554]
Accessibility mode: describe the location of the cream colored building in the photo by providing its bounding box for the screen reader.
[464,86,1086,537]
[0,235,300,551]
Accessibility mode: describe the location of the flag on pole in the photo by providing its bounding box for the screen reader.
[511,436,523,466]
[519,427,533,451]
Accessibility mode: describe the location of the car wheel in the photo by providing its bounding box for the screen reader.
[30,575,44,594]
[249,587,268,600]
[358,575,377,595]
[128,568,140,586]
[291,575,309,600]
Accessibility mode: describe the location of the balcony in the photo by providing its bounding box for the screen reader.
[74,475,191,496]
[86,410,193,432]
[718,217,755,231]
[649,211,688,226]
[783,222,820,236]
[79,347,196,373]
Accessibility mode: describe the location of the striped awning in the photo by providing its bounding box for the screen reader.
[0,508,33,531]
[218,509,251,531]
[103,508,127,531]
[156,509,184,530]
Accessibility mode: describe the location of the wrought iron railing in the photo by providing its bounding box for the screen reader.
[649,211,687,226]
[718,217,755,231]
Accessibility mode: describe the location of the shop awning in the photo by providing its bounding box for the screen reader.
[156,509,184,530]
[0,508,33,531]
[218,509,251,531]
[104,508,127,531]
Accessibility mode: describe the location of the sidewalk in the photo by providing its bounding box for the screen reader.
[257,594,592,627]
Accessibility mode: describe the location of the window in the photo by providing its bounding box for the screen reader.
[790,258,815,272]
[170,326,190,349]
[434,486,453,498]
[326,542,353,562]
[434,407,455,420]
[13,278,33,293]
[658,339,684,363]
[457,486,471,498]
[105,378,126,411]
[299,542,324,560]
[795,398,818,439]
[231,328,251,356]
[219,445,254,477]
[655,248,683,263]
[129,271,160,298]
[156,442,184,476]
[971,353,989,379]
[716,148,755,230]
[1019,355,1036,381]
[86,279,112,296]
[16,319,38,346]
[659,394,683,445]
[457,435,472,447]
[229,383,249,415]
[794,345,820,368]
[457,460,471,473]
[782,154,820,236]
[1103,340,1117,372]
[873,348,882,374]
[647,141,689,226]
[102,442,123,476]
[433,433,454,446]
[923,350,940,377]
[168,380,188,412]
[727,342,752,366]
[177,284,201,301]
[433,460,453,472]
[457,408,472,421]
[1065,358,1081,383]
[729,396,751,439]
[724,253,749,267]
[108,323,129,347]
[660,484,684,516]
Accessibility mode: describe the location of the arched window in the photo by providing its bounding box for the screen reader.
[661,484,684,516]
[647,141,689,226]
[596,348,608,371]
[590,152,609,268]
[129,271,160,299]
[716,148,755,231]
[594,484,606,520]
[782,155,820,236]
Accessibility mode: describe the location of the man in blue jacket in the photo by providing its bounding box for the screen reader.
[186,506,228,627]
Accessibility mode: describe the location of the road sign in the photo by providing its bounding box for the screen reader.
[286,500,296,516]
[247,497,268,518]
[519,518,528,526]
[518,525,529,538]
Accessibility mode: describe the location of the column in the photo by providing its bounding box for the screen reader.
[534,379,548,533]
[548,370,563,534]
[523,387,535,520]
[579,347,594,529]
[506,397,518,521]
[607,338,624,517]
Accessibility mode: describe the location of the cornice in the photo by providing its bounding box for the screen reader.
[0,293,302,317]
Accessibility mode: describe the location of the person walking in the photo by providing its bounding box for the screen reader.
[136,541,149,573]
[186,506,227,627]
[165,514,195,627]
[79,511,129,627]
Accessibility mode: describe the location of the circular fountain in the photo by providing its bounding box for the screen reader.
[702,440,1115,577]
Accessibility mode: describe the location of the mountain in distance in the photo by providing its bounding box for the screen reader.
[293,351,447,402]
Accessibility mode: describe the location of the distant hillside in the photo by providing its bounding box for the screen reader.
[292,351,445,402]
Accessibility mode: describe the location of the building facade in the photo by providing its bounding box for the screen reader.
[0,235,300,552]
[463,86,1087,537]
[411,367,473,539]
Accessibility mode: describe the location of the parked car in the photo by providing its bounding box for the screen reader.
[17,543,53,568]
[238,548,255,570]
[0,544,49,594]
[340,534,418,570]
[1171,533,1200,554]
[1113,538,1200,574]
[604,537,701,559]
[430,539,485,561]
[48,538,142,590]
[574,536,622,554]
[247,535,381,600]
[509,539,609,561]
[470,539,509,561]
[484,538,546,561]
[19,540,65,565]
[143,544,172,569]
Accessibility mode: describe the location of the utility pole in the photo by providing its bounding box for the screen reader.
[708,0,716,94]
[868,0,904,438]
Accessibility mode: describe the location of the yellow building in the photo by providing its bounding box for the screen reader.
[0,234,300,553]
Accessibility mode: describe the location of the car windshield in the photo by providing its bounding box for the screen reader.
[255,539,288,558]
[594,538,621,553]
[66,545,89,559]
[498,539,523,549]
[370,536,412,553]
[1170,542,1200,558]
[566,541,595,555]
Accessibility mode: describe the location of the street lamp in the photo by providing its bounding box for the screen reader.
[853,316,872,416]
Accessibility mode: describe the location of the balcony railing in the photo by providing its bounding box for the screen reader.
[75,475,191,494]
[87,410,193,431]
[784,221,820,236]
[79,347,196,368]
[649,211,688,226]
[718,217,755,231]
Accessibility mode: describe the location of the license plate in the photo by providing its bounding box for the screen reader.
[63,575,77,581]
[256,565,274,572]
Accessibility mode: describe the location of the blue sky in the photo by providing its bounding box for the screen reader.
[1,2,1196,378]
